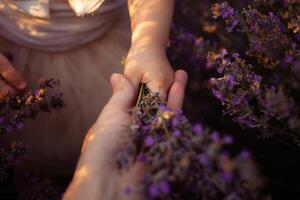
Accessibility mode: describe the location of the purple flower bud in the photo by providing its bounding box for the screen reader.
[173,129,182,137]
[210,131,219,141]
[284,54,294,64]
[0,116,4,124]
[145,136,154,147]
[253,74,262,82]
[220,3,234,18]
[232,96,242,105]
[192,124,203,135]
[221,172,233,182]
[148,184,160,198]
[159,181,170,194]
[142,125,151,133]
[172,118,179,127]
[223,135,234,144]
[197,154,209,166]
[16,122,24,130]
[136,153,146,161]
[240,150,251,160]
[159,104,168,111]
[226,75,237,88]
[212,89,225,102]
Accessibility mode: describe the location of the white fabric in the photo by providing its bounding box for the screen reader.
[2,0,107,18]
[0,0,126,51]
[0,5,131,177]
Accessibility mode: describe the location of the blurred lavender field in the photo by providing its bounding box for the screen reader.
[167,0,300,199]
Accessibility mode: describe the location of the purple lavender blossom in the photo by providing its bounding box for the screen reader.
[116,86,263,200]
[223,135,234,144]
[148,184,159,198]
[0,79,64,134]
[239,150,252,160]
[197,154,209,166]
[173,129,182,137]
[210,131,220,141]
[212,89,225,103]
[158,181,170,194]
[211,2,239,32]
[145,136,154,147]
[208,50,300,143]
[192,123,203,135]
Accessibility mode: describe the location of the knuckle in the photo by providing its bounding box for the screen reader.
[124,65,139,77]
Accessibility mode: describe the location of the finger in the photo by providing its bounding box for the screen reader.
[123,66,142,96]
[92,73,136,134]
[126,75,141,101]
[0,54,27,90]
[0,79,16,99]
[107,73,136,109]
[167,70,188,111]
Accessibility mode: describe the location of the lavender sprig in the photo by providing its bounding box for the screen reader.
[116,85,264,200]
[208,50,300,144]
[0,79,64,134]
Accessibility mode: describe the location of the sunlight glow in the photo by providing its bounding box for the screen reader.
[68,0,105,16]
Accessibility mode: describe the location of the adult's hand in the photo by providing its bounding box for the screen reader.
[63,70,188,200]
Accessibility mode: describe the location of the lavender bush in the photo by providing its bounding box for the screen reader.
[1,0,299,199]
[0,79,64,134]
[210,1,300,144]
[0,78,64,198]
[167,0,300,198]
[208,50,300,143]
[116,85,266,200]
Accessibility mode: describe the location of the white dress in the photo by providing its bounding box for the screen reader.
[0,0,131,176]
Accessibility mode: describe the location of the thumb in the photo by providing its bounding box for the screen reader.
[107,73,135,109]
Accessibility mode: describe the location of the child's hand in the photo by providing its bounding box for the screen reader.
[124,43,174,101]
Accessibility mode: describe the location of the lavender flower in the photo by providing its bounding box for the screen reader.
[211,2,239,32]
[208,51,300,143]
[0,79,64,134]
[169,0,300,198]
[116,85,264,200]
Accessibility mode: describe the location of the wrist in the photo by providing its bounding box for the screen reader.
[127,41,167,65]
[130,37,166,54]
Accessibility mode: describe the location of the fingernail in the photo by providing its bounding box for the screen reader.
[18,82,27,90]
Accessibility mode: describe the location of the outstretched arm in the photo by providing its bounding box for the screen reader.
[125,0,175,100]
[128,0,174,50]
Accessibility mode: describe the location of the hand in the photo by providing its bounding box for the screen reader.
[124,43,174,101]
[63,70,188,200]
[0,54,27,99]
